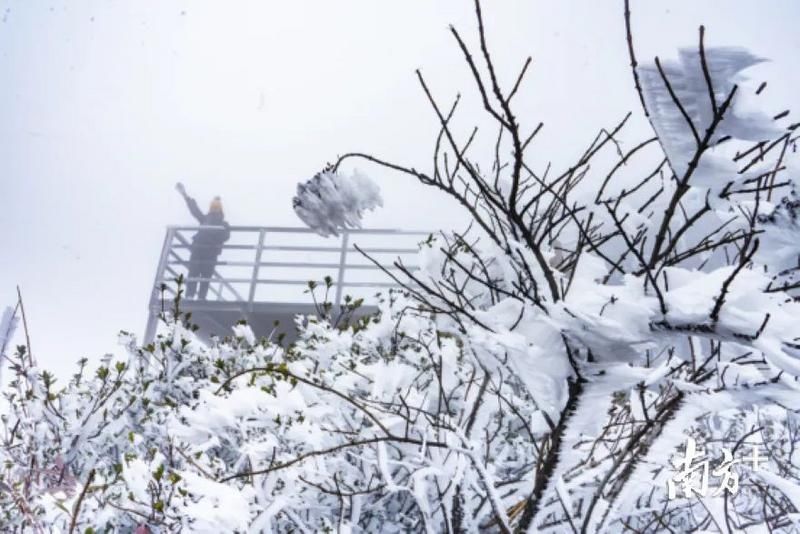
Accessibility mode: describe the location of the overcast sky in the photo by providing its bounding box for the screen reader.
[1,1,798,380]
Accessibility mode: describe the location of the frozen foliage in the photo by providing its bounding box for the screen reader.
[3,2,800,532]
[640,48,778,181]
[2,228,799,532]
[0,307,18,385]
[293,168,383,237]
[0,286,542,532]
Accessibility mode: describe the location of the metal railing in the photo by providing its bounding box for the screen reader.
[145,226,428,340]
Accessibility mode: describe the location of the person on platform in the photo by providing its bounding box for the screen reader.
[175,182,231,300]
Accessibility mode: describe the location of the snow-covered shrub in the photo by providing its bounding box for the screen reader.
[317,1,800,532]
[0,290,275,532]
[2,240,798,533]
[0,278,546,532]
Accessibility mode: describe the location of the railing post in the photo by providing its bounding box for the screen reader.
[248,229,266,312]
[144,227,175,343]
[334,230,349,307]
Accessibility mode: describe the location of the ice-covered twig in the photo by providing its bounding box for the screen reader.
[293,168,383,237]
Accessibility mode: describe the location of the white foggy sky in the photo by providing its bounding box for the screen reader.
[1,1,798,379]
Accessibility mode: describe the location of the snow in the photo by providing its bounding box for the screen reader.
[640,48,779,179]
[180,471,254,532]
[293,168,383,237]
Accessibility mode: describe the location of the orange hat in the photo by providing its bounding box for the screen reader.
[209,196,223,214]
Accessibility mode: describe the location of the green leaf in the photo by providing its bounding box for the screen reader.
[153,464,165,482]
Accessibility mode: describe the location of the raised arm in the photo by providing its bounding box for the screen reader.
[176,182,205,223]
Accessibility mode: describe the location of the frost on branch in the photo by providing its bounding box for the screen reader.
[0,306,18,384]
[640,47,778,184]
[0,281,546,531]
[292,167,383,237]
[311,1,800,530]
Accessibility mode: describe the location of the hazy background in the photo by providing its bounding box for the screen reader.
[1,1,798,380]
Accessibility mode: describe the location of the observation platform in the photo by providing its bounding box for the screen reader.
[144,226,427,344]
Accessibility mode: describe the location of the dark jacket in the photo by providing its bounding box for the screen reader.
[184,196,231,259]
